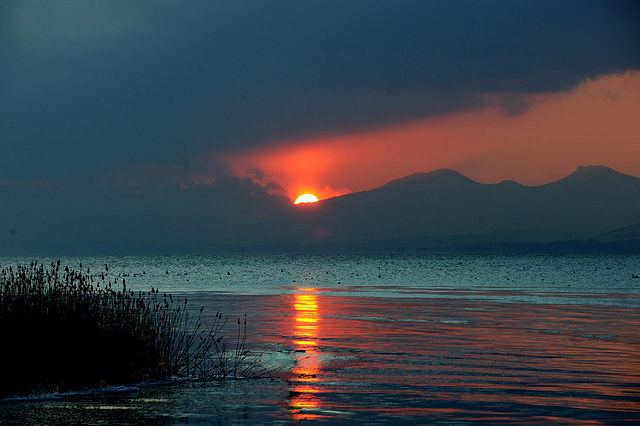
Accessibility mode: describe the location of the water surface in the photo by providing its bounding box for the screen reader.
[1,254,638,424]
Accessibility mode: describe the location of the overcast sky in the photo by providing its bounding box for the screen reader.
[2,1,639,181]
[1,1,639,253]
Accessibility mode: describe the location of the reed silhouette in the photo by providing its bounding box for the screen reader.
[0,261,268,398]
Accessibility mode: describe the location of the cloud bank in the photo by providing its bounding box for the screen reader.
[1,1,638,186]
[227,72,640,200]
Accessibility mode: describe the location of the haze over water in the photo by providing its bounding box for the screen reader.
[1,253,638,424]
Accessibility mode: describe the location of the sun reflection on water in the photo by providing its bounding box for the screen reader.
[289,288,324,420]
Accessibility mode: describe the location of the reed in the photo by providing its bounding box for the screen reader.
[0,261,267,398]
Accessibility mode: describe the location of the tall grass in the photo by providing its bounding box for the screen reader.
[0,261,268,398]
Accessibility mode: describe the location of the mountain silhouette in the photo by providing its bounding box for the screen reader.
[593,223,640,243]
[2,165,638,254]
[289,166,640,251]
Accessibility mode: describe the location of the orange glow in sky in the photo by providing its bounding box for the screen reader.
[225,71,640,202]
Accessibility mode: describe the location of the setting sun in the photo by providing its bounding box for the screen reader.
[294,194,319,204]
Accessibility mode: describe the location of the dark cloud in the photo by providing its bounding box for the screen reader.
[0,174,292,255]
[1,1,639,183]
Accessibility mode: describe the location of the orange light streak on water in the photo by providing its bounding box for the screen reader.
[204,287,639,423]
[289,289,324,420]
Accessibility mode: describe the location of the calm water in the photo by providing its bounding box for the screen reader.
[1,254,639,424]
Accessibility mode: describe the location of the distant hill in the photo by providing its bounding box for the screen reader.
[593,223,640,242]
[287,166,640,252]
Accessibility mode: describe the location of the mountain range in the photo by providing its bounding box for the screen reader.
[280,165,640,252]
[1,165,639,255]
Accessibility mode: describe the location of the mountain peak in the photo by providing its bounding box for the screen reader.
[564,165,623,180]
[548,166,640,188]
[383,169,475,188]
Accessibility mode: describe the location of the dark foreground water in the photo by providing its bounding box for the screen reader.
[1,254,639,424]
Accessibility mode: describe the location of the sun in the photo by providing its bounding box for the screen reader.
[294,194,319,204]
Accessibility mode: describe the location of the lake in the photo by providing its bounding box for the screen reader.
[1,253,639,424]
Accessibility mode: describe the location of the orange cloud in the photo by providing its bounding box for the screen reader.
[224,71,640,202]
